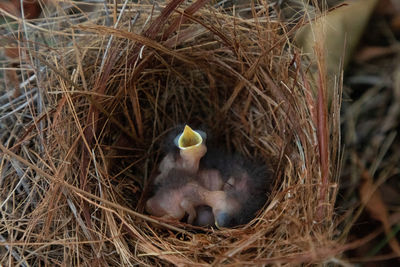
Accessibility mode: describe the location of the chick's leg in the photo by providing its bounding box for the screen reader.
[180,199,196,224]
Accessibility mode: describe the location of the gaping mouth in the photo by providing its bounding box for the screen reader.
[175,125,204,150]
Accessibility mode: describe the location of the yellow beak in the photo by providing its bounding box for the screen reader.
[176,125,204,150]
[174,125,207,173]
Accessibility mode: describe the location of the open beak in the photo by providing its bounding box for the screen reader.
[174,125,205,149]
[174,125,207,172]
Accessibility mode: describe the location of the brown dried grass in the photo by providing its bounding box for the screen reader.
[0,0,342,265]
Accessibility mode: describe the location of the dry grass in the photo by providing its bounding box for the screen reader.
[0,0,342,265]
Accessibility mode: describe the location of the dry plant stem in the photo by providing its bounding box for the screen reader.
[0,1,342,265]
[0,143,185,233]
[236,226,384,265]
[360,167,400,257]
[300,62,317,125]
[76,1,193,252]
[0,234,28,267]
[161,0,210,40]
[79,25,195,65]
[0,92,37,121]
[315,42,330,222]
[80,0,190,179]
[100,0,130,72]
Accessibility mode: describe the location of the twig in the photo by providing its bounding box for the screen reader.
[0,93,37,121]
[100,0,131,72]
[0,234,28,267]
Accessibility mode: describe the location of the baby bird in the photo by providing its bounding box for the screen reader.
[192,168,226,227]
[200,147,272,228]
[148,125,272,228]
[192,205,214,227]
[154,125,207,185]
[146,168,239,225]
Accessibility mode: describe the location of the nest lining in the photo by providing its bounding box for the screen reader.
[0,1,341,265]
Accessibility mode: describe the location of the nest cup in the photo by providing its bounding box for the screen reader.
[0,1,340,265]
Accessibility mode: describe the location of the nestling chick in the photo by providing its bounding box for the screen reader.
[192,205,214,227]
[200,147,272,227]
[145,169,206,223]
[146,168,239,225]
[192,169,225,227]
[148,125,272,228]
[149,125,221,227]
[154,125,207,185]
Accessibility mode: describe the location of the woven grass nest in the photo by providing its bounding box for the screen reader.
[0,0,341,265]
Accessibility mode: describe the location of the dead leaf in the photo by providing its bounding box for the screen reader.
[0,0,43,18]
[11,0,42,19]
[4,46,19,59]
[360,169,400,257]
[295,0,379,102]
[0,0,19,16]
[354,46,398,63]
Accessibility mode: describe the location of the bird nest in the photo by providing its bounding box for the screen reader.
[0,0,341,265]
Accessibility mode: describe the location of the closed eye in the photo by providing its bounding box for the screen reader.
[224,182,234,189]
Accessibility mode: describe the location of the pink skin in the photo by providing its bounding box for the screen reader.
[194,206,214,226]
[223,172,251,197]
[202,190,241,222]
[151,156,224,225]
[194,169,225,226]
[146,180,238,225]
[154,144,207,185]
[146,182,205,223]
[198,169,224,191]
[179,144,207,173]
[149,143,249,226]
